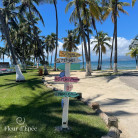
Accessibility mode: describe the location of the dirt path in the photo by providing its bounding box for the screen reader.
[45,70,138,138]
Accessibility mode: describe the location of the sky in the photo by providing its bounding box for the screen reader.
[0,0,138,62]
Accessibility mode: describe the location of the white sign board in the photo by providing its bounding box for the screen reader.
[56,58,81,63]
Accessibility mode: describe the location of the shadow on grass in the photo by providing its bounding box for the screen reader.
[0,89,107,138]
[0,72,16,77]
[0,71,27,77]
[0,78,43,90]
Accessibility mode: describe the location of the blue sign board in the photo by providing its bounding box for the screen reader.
[59,71,65,77]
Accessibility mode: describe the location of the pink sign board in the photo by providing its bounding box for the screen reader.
[55,76,80,83]
[66,84,73,91]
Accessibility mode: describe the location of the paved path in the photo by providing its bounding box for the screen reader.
[119,71,138,90]
[45,70,138,138]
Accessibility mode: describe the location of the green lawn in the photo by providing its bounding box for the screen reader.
[0,70,108,138]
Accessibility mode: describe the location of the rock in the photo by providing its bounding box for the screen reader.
[92,102,100,110]
[108,116,118,128]
[107,127,120,138]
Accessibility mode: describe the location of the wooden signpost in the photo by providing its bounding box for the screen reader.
[65,84,73,91]
[55,51,81,130]
[59,51,82,58]
[56,58,81,63]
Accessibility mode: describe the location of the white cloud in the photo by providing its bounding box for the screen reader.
[57,37,132,61]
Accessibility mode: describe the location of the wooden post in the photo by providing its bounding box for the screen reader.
[62,62,70,128]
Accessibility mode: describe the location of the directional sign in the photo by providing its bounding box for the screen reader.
[59,51,82,58]
[55,91,80,98]
[57,63,80,70]
[65,84,73,91]
[56,58,81,63]
[55,76,80,83]
[59,71,65,77]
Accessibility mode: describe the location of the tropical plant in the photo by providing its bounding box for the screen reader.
[127,35,138,69]
[44,33,56,66]
[63,30,78,52]
[132,0,136,6]
[20,0,48,75]
[102,0,130,72]
[127,48,138,69]
[73,22,92,70]
[92,31,111,70]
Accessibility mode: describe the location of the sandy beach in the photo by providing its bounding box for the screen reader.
[45,70,138,138]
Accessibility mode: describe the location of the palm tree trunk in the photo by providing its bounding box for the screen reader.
[110,28,115,70]
[97,47,101,70]
[22,37,26,70]
[101,47,102,70]
[82,42,84,69]
[113,0,118,73]
[0,10,25,81]
[51,52,53,66]
[3,53,4,62]
[47,53,49,64]
[136,56,138,70]
[75,0,91,76]
[53,0,58,71]
[22,61,26,71]
[83,5,92,72]
[37,58,39,69]
[34,57,35,67]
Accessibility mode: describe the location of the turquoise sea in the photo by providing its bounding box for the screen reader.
[53,60,137,70]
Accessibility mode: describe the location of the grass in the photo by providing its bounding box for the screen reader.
[0,70,108,138]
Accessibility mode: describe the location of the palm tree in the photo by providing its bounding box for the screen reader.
[0,47,7,62]
[45,33,56,66]
[0,1,25,81]
[10,14,33,70]
[93,37,101,70]
[39,0,58,71]
[127,48,138,69]
[73,22,92,70]
[132,0,136,6]
[103,0,130,72]
[92,31,111,70]
[63,30,78,52]
[66,0,100,76]
[100,33,111,69]
[20,0,48,75]
[128,35,138,69]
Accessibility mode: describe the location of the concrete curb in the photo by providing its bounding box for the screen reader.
[93,105,120,138]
